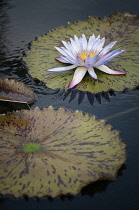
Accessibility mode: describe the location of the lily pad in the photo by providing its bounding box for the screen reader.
[0,107,126,198]
[0,78,35,104]
[23,12,139,94]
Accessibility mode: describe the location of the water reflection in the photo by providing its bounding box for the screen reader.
[0,0,26,80]
[0,0,11,67]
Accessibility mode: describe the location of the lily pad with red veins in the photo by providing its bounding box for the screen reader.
[23,12,139,94]
[0,78,35,103]
[0,107,126,198]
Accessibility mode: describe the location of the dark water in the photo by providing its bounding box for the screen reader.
[0,0,139,209]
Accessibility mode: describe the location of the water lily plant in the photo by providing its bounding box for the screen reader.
[47,34,126,88]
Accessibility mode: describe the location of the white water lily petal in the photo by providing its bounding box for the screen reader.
[47,64,77,72]
[61,47,78,64]
[93,59,109,67]
[101,47,121,59]
[61,47,76,60]
[92,38,101,51]
[64,42,77,57]
[76,58,86,66]
[95,49,125,67]
[85,55,99,67]
[62,41,78,59]
[62,41,71,52]
[105,50,126,62]
[95,37,105,53]
[90,55,99,65]
[88,67,98,79]
[69,67,87,88]
[74,35,82,51]
[99,41,117,56]
[96,65,126,75]
[81,34,88,50]
[85,55,91,66]
[55,57,69,63]
[55,46,68,57]
[70,38,79,53]
[87,34,96,50]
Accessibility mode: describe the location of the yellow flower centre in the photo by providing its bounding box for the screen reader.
[77,50,97,62]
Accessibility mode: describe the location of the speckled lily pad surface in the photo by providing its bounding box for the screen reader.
[0,107,126,197]
[23,12,139,94]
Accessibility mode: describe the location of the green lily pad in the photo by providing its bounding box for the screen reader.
[23,12,139,94]
[0,107,126,198]
[0,78,35,104]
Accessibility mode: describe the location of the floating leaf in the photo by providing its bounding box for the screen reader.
[0,107,126,198]
[23,12,139,94]
[0,78,35,104]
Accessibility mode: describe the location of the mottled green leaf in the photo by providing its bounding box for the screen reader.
[0,78,35,104]
[23,12,139,94]
[0,107,126,197]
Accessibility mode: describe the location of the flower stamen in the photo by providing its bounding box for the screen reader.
[77,50,97,62]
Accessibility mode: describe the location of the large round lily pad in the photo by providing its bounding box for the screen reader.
[0,78,35,103]
[23,12,139,94]
[0,107,126,197]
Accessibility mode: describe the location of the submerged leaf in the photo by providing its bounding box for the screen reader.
[0,107,126,198]
[0,78,35,104]
[23,12,139,94]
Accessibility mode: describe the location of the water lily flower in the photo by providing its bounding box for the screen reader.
[46,34,126,88]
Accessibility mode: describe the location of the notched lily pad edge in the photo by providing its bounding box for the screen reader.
[0,171,125,199]
[0,169,126,199]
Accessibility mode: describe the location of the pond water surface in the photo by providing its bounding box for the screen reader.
[0,0,139,209]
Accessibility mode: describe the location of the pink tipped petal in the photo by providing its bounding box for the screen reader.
[94,49,126,67]
[55,57,69,63]
[100,48,121,61]
[96,65,126,75]
[69,67,87,88]
[47,64,77,72]
[105,50,126,62]
[94,49,125,67]
[88,67,98,79]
